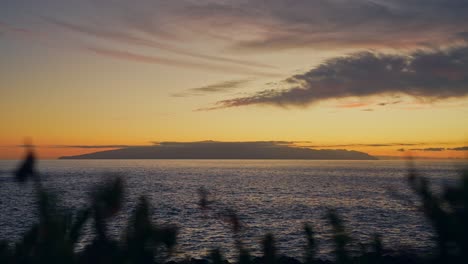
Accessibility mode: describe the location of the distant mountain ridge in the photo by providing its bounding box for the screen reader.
[59,141,377,160]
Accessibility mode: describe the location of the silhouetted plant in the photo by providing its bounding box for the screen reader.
[209,249,225,264]
[5,150,177,264]
[123,196,177,264]
[0,240,12,264]
[372,234,383,260]
[79,177,124,264]
[198,187,210,210]
[14,149,36,183]
[197,187,250,263]
[408,165,468,263]
[10,151,81,263]
[303,224,316,264]
[262,234,276,264]
[238,247,252,264]
[326,210,350,264]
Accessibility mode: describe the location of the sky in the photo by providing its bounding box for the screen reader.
[1,0,468,159]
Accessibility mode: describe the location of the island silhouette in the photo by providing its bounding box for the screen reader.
[59,141,377,160]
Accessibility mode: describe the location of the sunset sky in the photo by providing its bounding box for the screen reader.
[1,0,468,159]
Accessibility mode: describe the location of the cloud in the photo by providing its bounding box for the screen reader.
[458,32,468,41]
[303,143,421,148]
[335,102,371,109]
[53,145,133,149]
[45,17,275,69]
[377,100,402,106]
[208,45,468,109]
[6,1,468,54]
[87,46,279,77]
[172,79,251,97]
[448,146,468,151]
[153,141,292,147]
[0,20,44,38]
[16,144,133,149]
[172,0,468,51]
[410,148,446,152]
[400,146,468,152]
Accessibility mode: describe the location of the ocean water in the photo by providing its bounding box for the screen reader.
[0,159,465,260]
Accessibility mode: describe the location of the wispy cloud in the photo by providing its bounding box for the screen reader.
[87,46,279,77]
[208,45,468,109]
[17,144,133,149]
[6,1,468,77]
[377,100,402,106]
[335,102,372,109]
[0,20,44,38]
[398,146,468,152]
[448,146,468,151]
[53,145,133,149]
[302,143,421,148]
[409,148,446,152]
[44,17,274,69]
[6,1,468,54]
[172,0,468,52]
[172,79,252,97]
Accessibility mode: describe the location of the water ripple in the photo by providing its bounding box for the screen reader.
[0,159,463,260]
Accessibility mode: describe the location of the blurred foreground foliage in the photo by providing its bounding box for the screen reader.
[1,151,177,264]
[1,151,467,264]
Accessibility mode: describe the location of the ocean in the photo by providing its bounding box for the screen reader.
[0,159,465,260]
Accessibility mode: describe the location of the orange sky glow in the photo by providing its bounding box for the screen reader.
[2,1,468,160]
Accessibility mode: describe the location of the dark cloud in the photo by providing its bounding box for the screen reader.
[410,148,446,152]
[457,32,468,41]
[448,146,468,151]
[303,143,420,148]
[209,45,468,109]
[378,100,402,106]
[398,147,456,152]
[172,79,251,97]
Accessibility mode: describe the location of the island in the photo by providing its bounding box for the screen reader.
[59,141,377,160]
